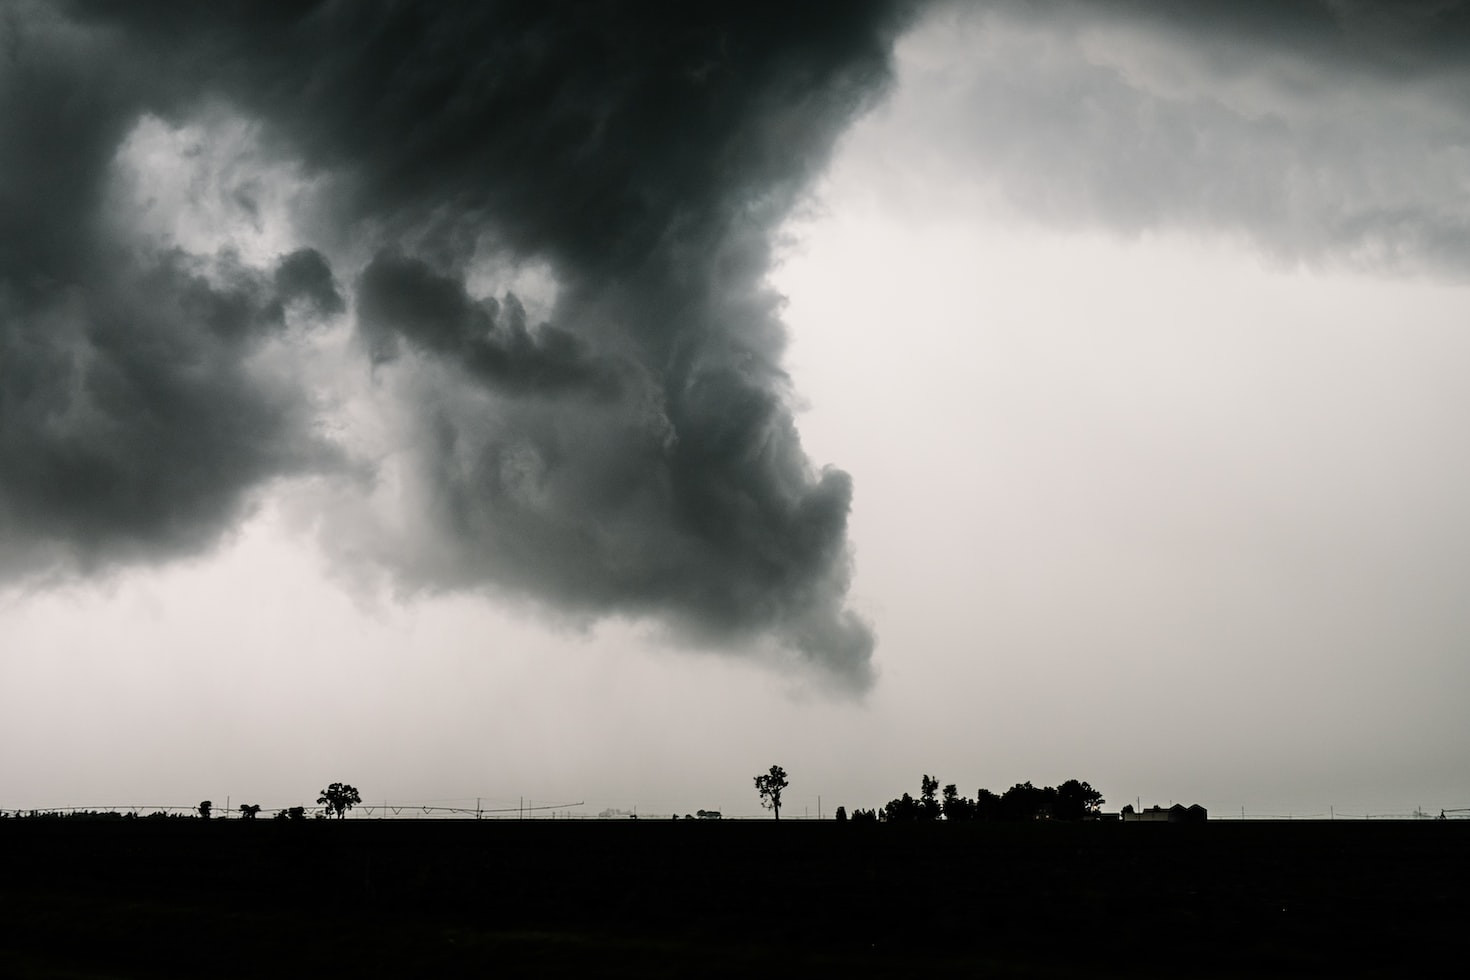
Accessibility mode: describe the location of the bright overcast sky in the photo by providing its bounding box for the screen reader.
[3,0,1468,819]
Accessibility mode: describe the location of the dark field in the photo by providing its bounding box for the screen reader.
[1,819,1465,977]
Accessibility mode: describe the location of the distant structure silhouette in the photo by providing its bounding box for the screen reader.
[1120,803,1207,823]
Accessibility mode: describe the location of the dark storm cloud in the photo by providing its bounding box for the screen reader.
[1096,0,1470,75]
[0,244,341,579]
[884,0,1470,274]
[274,249,345,319]
[357,251,620,400]
[1,1,917,687]
[985,0,1470,80]
[0,6,340,578]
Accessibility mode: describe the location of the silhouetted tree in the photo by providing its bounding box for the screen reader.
[975,788,1002,821]
[883,792,919,822]
[886,774,948,822]
[197,800,212,820]
[1054,779,1105,821]
[998,782,1054,821]
[942,783,976,821]
[851,807,879,824]
[835,805,848,822]
[239,803,262,820]
[317,783,362,819]
[920,774,941,821]
[274,805,307,821]
[754,765,788,820]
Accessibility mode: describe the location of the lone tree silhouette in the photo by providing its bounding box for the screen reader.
[317,783,362,819]
[197,800,212,820]
[238,803,261,820]
[754,765,788,820]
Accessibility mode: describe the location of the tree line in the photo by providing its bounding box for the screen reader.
[751,765,1104,823]
[845,776,1103,823]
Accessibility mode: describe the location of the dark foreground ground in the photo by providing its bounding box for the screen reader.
[1,818,1465,977]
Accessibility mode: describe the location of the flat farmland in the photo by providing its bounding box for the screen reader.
[1,819,1464,977]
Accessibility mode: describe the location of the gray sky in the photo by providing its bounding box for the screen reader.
[3,0,1467,819]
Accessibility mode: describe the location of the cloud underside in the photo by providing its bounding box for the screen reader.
[883,0,1470,274]
[0,1,921,690]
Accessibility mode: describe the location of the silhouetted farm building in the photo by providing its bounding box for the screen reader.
[1120,803,1207,823]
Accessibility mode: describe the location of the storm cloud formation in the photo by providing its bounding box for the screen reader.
[1,1,917,687]
[875,0,1470,276]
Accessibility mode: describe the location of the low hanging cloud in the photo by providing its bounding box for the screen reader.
[0,1,918,689]
[871,0,1470,276]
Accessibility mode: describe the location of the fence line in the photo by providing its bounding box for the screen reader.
[0,800,585,819]
[5,804,1468,821]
